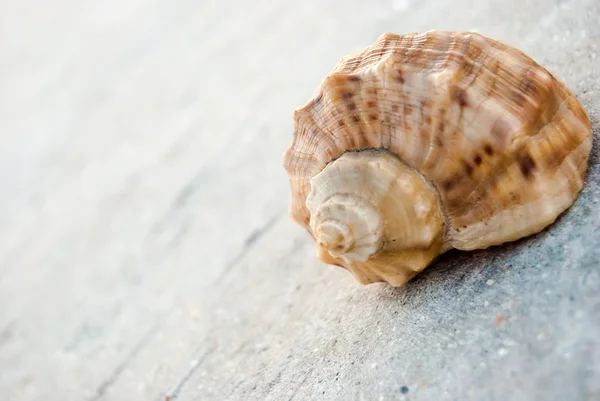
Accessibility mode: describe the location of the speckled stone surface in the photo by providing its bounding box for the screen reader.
[0,0,598,400]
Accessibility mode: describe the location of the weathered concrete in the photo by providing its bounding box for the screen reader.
[0,0,598,400]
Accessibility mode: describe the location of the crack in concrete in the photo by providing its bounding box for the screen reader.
[215,213,282,283]
[90,322,161,400]
[162,346,217,400]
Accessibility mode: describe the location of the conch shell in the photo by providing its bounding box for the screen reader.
[282,30,593,287]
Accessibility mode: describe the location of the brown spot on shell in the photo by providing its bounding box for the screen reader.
[462,61,476,77]
[396,69,405,83]
[457,93,468,108]
[422,99,433,112]
[341,91,354,99]
[338,120,346,127]
[455,88,468,107]
[347,102,357,111]
[464,161,474,176]
[484,144,494,156]
[442,176,459,191]
[512,91,527,106]
[437,120,445,134]
[369,113,378,121]
[521,77,539,98]
[351,115,360,123]
[507,191,522,203]
[517,150,537,179]
[392,104,399,112]
[367,101,376,108]
[347,75,361,82]
[474,155,482,165]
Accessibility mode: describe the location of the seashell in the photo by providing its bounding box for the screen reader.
[282,30,593,287]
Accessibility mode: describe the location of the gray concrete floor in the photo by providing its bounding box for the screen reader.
[1,1,599,400]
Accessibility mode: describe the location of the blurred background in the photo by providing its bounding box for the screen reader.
[0,1,598,400]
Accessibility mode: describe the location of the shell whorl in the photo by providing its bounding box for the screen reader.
[282,30,593,286]
[308,193,384,262]
[306,150,445,286]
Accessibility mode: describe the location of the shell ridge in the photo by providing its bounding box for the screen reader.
[306,94,345,164]
[354,69,380,148]
[432,57,502,188]
[451,135,535,219]
[429,35,494,164]
[313,89,352,160]
[450,131,589,248]
[447,65,565,215]
[451,98,589,229]
[323,76,361,151]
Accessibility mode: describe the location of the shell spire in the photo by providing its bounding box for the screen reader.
[282,30,593,287]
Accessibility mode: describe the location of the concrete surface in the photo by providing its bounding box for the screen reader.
[0,0,599,400]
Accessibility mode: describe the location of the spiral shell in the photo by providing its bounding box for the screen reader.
[282,30,593,287]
